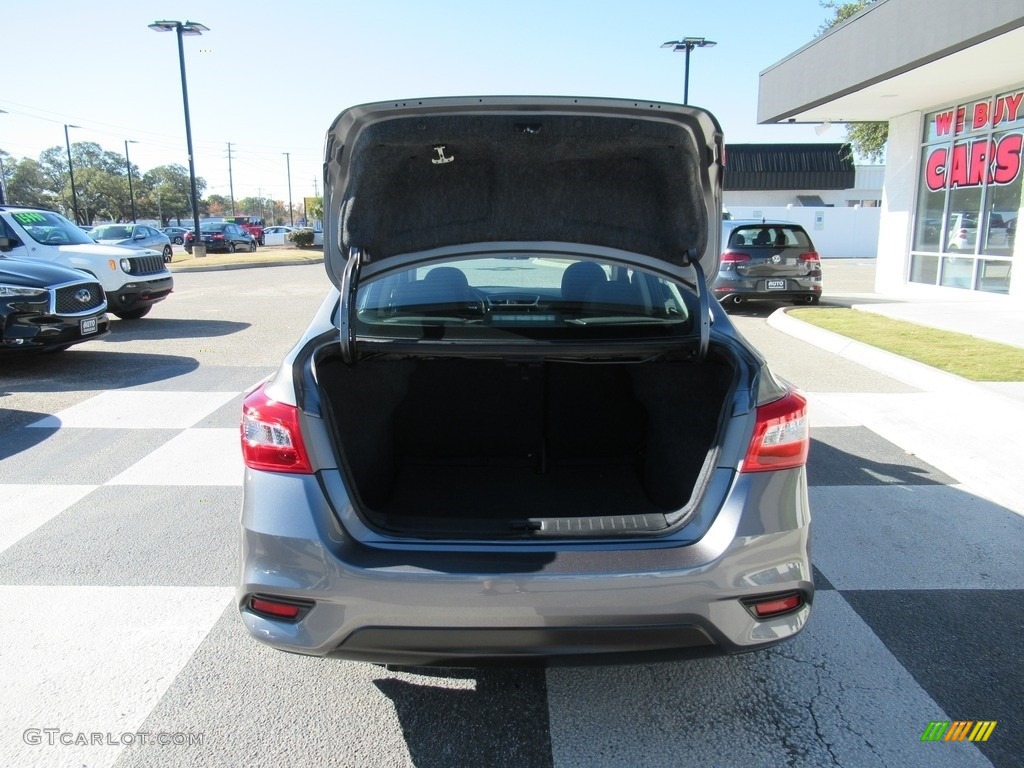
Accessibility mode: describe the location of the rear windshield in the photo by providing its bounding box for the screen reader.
[726,225,811,249]
[91,225,133,240]
[354,254,695,342]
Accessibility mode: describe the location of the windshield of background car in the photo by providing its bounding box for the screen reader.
[201,223,226,233]
[726,225,812,249]
[354,254,695,342]
[91,225,133,240]
[8,210,96,246]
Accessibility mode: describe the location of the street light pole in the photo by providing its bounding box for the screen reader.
[124,139,139,223]
[0,109,8,205]
[149,19,208,249]
[661,36,717,105]
[64,123,82,224]
[284,152,294,226]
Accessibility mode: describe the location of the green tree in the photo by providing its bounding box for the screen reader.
[5,157,54,209]
[307,196,323,221]
[0,149,13,204]
[34,142,136,222]
[139,164,206,226]
[818,1,887,163]
[205,193,229,217]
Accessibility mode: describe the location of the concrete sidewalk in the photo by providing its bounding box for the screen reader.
[772,293,1024,518]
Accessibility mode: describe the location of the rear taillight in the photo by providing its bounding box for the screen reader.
[800,251,821,274]
[241,385,312,473]
[743,592,805,618]
[743,390,808,472]
[247,595,313,621]
[721,250,751,265]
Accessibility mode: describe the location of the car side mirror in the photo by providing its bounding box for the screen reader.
[0,236,9,250]
[134,233,146,240]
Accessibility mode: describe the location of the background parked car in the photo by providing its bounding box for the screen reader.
[944,211,1011,252]
[0,255,109,353]
[712,219,823,307]
[261,225,297,247]
[162,226,190,245]
[183,222,256,254]
[0,206,173,320]
[91,224,174,263]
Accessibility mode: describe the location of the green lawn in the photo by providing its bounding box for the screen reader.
[788,307,1024,382]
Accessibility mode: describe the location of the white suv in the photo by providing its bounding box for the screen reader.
[0,206,173,319]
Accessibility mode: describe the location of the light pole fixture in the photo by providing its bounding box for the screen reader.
[283,152,294,226]
[64,124,82,224]
[149,19,208,247]
[661,36,717,105]
[124,139,139,222]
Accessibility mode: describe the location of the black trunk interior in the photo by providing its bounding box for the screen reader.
[318,355,733,534]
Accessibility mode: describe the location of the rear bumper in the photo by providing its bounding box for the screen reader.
[711,273,822,303]
[237,468,813,665]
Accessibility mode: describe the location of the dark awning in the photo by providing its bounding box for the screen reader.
[797,195,827,206]
[724,143,854,190]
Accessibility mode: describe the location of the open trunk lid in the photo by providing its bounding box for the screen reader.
[322,96,724,282]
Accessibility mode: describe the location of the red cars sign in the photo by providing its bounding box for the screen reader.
[925,90,1023,192]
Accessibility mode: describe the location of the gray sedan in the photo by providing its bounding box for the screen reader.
[91,224,174,263]
[237,97,812,667]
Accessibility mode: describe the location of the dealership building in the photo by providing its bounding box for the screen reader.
[758,0,1024,303]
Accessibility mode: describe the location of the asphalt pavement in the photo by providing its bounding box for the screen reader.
[3,261,1021,767]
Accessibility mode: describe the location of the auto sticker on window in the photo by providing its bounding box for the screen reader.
[12,212,47,223]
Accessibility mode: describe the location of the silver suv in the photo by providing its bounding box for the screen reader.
[237,97,812,666]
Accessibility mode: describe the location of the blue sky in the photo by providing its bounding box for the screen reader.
[1,0,836,205]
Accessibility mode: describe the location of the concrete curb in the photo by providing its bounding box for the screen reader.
[169,255,324,273]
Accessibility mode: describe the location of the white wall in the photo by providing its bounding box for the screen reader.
[724,205,881,258]
[876,112,920,294]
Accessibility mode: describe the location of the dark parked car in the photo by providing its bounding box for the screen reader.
[91,224,174,263]
[237,96,812,666]
[712,219,823,307]
[0,256,109,352]
[184,222,256,254]
[162,226,190,245]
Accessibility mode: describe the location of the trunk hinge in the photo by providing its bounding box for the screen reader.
[683,248,710,360]
[339,247,363,364]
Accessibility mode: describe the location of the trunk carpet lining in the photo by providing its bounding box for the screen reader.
[381,462,663,520]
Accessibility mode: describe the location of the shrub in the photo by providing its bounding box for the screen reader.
[288,228,315,247]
